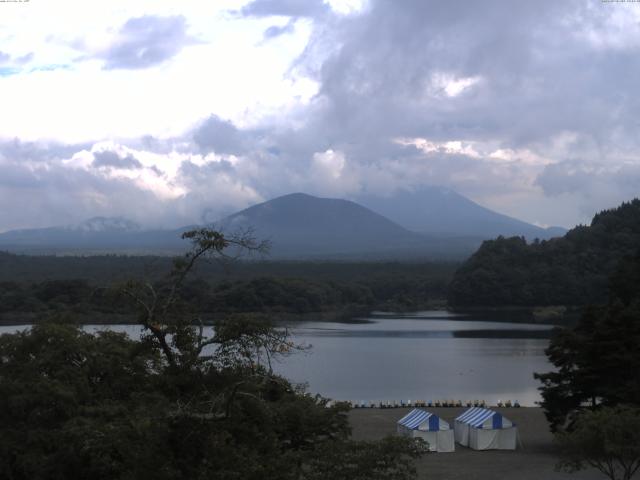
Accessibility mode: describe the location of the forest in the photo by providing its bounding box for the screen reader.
[0,253,456,324]
[3,199,640,324]
[448,199,640,307]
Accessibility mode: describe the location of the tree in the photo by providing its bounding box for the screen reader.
[0,322,166,480]
[556,406,640,480]
[305,436,427,480]
[0,228,426,480]
[119,227,270,370]
[535,252,640,431]
[448,199,640,307]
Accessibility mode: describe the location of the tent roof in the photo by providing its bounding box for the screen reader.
[397,409,442,430]
[455,407,510,428]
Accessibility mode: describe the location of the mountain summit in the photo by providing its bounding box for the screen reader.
[354,186,565,239]
[217,193,425,257]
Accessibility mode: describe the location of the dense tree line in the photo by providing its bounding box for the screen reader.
[0,251,456,284]
[0,264,453,323]
[448,199,640,306]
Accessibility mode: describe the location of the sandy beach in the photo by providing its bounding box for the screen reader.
[349,407,610,480]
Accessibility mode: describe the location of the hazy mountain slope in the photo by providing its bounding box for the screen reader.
[0,217,184,253]
[217,193,431,257]
[0,191,545,259]
[354,186,566,239]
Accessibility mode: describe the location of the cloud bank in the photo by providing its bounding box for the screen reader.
[1,0,639,231]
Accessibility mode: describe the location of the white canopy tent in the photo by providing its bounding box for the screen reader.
[454,407,517,450]
[397,409,455,452]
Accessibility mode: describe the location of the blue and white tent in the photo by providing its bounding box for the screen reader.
[397,409,454,452]
[454,407,517,450]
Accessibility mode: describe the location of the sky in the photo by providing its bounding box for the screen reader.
[1,0,639,232]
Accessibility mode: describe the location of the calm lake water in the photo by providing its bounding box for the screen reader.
[0,311,554,406]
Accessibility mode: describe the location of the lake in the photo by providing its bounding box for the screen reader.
[0,311,554,406]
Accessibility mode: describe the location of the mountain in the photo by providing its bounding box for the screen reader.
[0,190,566,259]
[216,193,439,258]
[448,198,640,307]
[0,194,479,258]
[353,186,566,239]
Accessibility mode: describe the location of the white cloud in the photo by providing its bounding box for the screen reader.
[428,73,482,98]
[324,0,369,15]
[0,1,316,142]
[312,149,345,179]
[396,138,483,158]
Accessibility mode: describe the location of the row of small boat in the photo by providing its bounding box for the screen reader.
[349,399,522,409]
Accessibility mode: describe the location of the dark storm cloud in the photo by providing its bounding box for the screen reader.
[193,115,252,155]
[281,0,635,158]
[535,160,640,219]
[0,163,41,189]
[227,0,640,224]
[100,15,196,70]
[240,0,330,18]
[536,161,640,199]
[297,0,584,145]
[93,150,143,169]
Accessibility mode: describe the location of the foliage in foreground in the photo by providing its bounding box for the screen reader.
[556,406,640,480]
[0,229,426,480]
[0,322,424,480]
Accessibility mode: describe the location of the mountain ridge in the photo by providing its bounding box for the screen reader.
[0,190,567,258]
[353,186,565,240]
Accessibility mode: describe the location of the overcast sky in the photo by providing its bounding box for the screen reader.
[1,0,639,231]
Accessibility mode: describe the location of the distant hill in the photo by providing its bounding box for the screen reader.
[0,194,479,259]
[448,199,640,307]
[216,193,475,259]
[0,190,566,259]
[354,186,566,239]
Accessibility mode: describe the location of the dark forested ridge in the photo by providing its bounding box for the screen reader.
[448,199,640,307]
[0,254,455,324]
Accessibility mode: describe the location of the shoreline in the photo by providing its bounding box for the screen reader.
[0,306,572,327]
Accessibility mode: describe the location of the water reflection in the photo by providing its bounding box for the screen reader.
[0,311,553,406]
[274,313,552,406]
